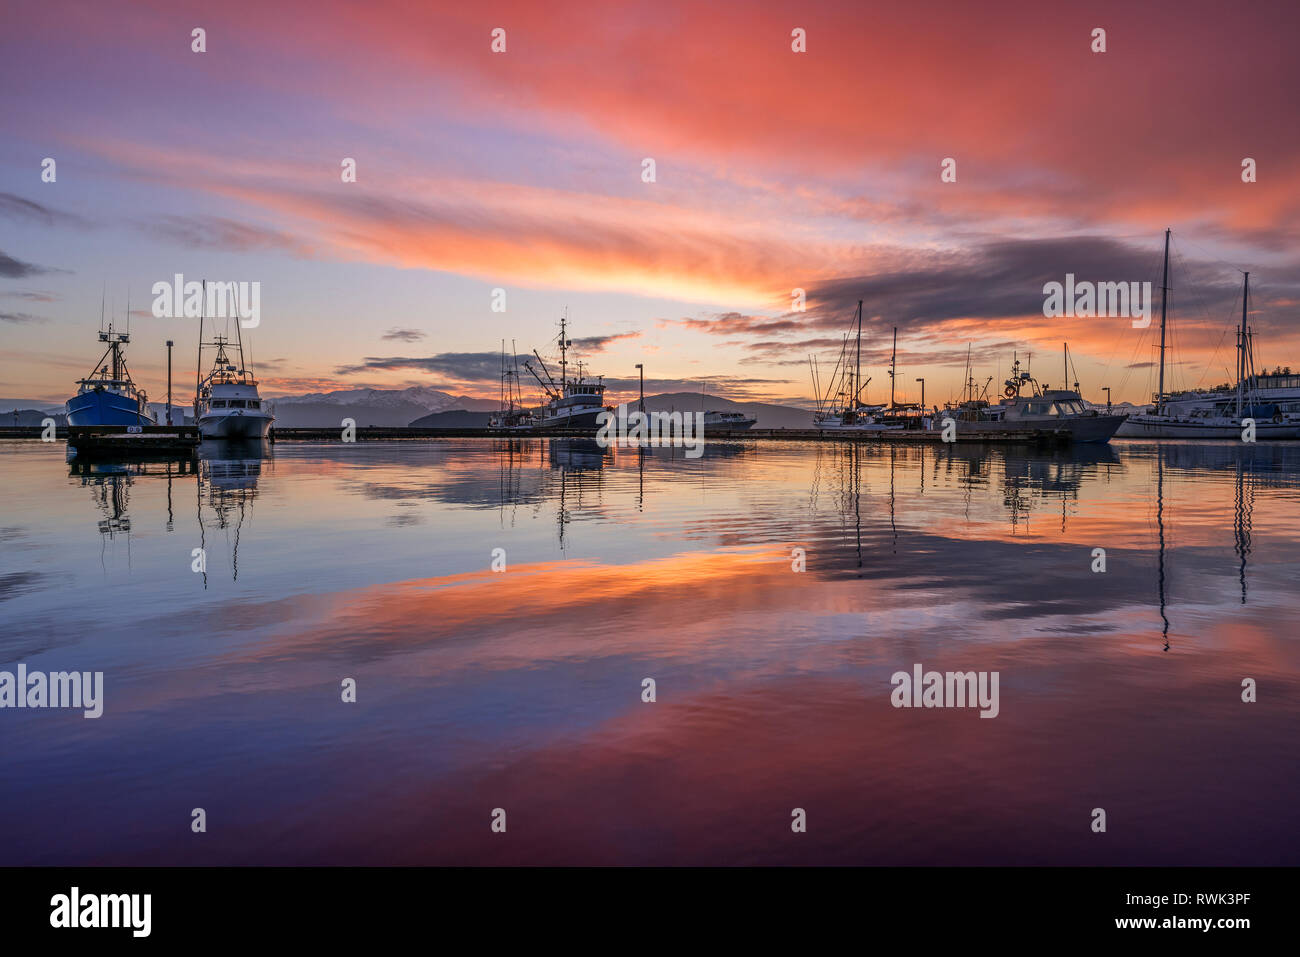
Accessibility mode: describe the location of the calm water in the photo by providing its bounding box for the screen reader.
[1,437,1297,865]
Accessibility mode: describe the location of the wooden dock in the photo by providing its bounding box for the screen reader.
[0,424,1072,447]
[65,425,200,458]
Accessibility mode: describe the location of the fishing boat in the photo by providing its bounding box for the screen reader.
[1117,230,1300,439]
[488,341,539,431]
[194,295,274,439]
[811,301,906,432]
[945,352,1128,443]
[65,324,156,427]
[523,314,610,430]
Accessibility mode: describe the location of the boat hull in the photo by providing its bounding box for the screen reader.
[952,413,1127,443]
[199,411,274,439]
[815,422,904,432]
[65,388,155,427]
[539,406,607,430]
[1116,416,1300,439]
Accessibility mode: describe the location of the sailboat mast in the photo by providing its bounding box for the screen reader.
[232,285,247,376]
[889,326,897,408]
[963,343,970,403]
[1237,272,1249,417]
[854,300,862,408]
[1157,228,1170,414]
[196,280,204,412]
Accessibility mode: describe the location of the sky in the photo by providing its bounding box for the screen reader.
[2,0,1299,409]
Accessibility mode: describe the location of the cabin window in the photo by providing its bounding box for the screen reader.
[1025,402,1050,415]
[212,400,228,408]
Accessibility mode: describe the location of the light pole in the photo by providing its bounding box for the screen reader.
[1102,386,1112,413]
[166,340,174,425]
[915,377,925,410]
[635,363,644,414]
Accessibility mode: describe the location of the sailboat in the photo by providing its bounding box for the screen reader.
[66,319,156,427]
[1118,230,1300,439]
[488,341,539,431]
[811,300,902,431]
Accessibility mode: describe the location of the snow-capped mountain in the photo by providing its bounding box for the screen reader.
[272,386,485,411]
[264,386,497,427]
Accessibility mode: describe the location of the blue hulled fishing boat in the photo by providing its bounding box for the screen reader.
[65,326,156,427]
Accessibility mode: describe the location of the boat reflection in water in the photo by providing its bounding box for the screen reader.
[195,439,271,584]
[69,455,197,547]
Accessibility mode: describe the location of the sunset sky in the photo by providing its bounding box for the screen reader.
[2,0,1298,408]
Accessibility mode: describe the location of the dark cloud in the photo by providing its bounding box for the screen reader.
[0,290,56,302]
[671,236,1300,342]
[141,216,315,256]
[335,352,501,381]
[338,333,642,381]
[0,251,65,279]
[0,311,47,324]
[0,193,91,228]
[568,332,640,350]
[382,327,426,342]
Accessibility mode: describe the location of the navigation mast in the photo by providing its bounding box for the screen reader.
[1156,227,1170,414]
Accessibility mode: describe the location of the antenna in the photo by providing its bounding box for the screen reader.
[196,279,204,410]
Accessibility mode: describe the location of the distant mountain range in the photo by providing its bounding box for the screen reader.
[409,392,817,429]
[0,406,67,426]
[610,393,815,429]
[266,386,498,427]
[408,409,495,428]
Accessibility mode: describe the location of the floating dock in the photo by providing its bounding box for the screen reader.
[65,425,200,459]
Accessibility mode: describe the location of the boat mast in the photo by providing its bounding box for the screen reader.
[1237,272,1249,417]
[559,311,568,388]
[854,300,862,409]
[963,343,971,403]
[889,326,897,408]
[231,284,248,378]
[1157,227,1170,414]
[196,279,204,414]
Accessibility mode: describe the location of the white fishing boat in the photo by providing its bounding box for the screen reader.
[1117,230,1300,439]
[942,353,1128,443]
[194,294,274,439]
[523,314,610,430]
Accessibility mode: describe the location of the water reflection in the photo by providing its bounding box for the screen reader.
[62,442,270,583]
[68,458,198,574]
[5,436,1299,864]
[196,440,271,585]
